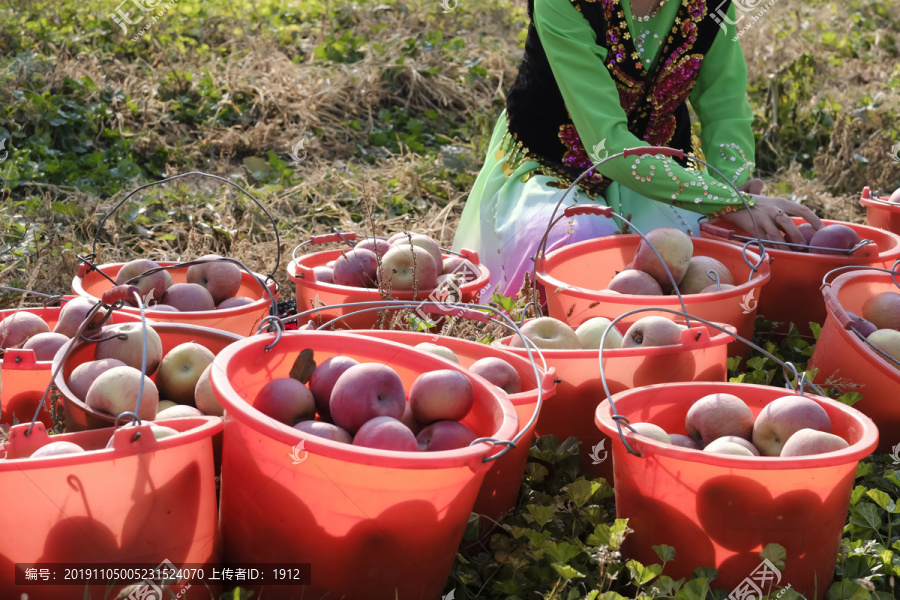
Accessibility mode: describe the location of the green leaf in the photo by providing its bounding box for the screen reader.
[866,489,897,512]
[524,530,550,546]
[653,544,676,564]
[836,392,863,407]
[545,541,582,564]
[526,504,554,528]
[760,543,787,571]
[51,201,83,216]
[691,567,717,583]
[675,578,709,600]
[567,478,600,508]
[551,563,585,580]
[855,462,873,478]
[626,560,662,585]
[826,580,875,600]
[850,502,882,531]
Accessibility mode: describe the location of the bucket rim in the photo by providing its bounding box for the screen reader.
[52,321,245,425]
[491,321,736,359]
[353,329,558,407]
[535,235,770,302]
[860,196,899,210]
[71,261,277,316]
[0,416,223,470]
[286,250,490,298]
[594,381,879,469]
[821,269,900,383]
[208,330,520,469]
[702,217,900,263]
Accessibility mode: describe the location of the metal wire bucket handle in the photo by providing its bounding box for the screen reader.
[290,228,470,264]
[596,307,825,458]
[528,145,767,318]
[255,300,550,463]
[81,171,281,284]
[698,220,876,255]
[820,259,900,368]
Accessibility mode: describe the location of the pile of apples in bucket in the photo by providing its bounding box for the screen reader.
[312,233,478,290]
[116,256,256,311]
[0,298,111,361]
[628,392,848,457]
[253,348,520,451]
[848,289,900,368]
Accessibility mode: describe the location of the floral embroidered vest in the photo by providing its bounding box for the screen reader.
[504,0,731,196]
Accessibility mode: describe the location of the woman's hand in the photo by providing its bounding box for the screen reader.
[723,193,824,251]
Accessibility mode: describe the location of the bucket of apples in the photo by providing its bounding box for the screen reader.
[859,185,900,236]
[0,292,144,428]
[286,230,490,329]
[207,309,520,600]
[809,261,900,453]
[71,173,281,336]
[594,324,878,600]
[699,207,900,335]
[52,286,243,431]
[288,299,558,529]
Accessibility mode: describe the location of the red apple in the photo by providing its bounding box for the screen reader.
[416,420,477,451]
[867,329,900,365]
[862,291,900,331]
[352,416,418,451]
[333,249,379,288]
[413,342,460,364]
[409,369,474,423]
[106,422,179,447]
[890,188,900,204]
[186,254,243,305]
[308,356,360,420]
[30,441,85,459]
[808,224,861,255]
[622,316,682,348]
[93,322,164,376]
[846,310,878,338]
[703,440,755,456]
[147,304,179,313]
[703,436,760,456]
[312,266,334,284]
[607,270,664,295]
[330,363,406,434]
[54,297,108,338]
[699,283,736,293]
[193,364,224,416]
[752,395,832,456]
[668,433,700,449]
[162,283,216,312]
[86,365,159,421]
[685,393,755,447]
[780,428,849,456]
[155,342,216,405]
[155,405,204,420]
[677,256,734,294]
[355,237,392,257]
[627,422,671,444]
[441,256,480,282]
[508,317,581,350]
[575,317,624,349]
[399,402,423,435]
[378,245,438,290]
[67,358,128,400]
[22,332,70,361]
[632,228,693,293]
[115,259,172,306]
[293,420,353,444]
[391,233,443,272]
[0,311,50,349]
[469,357,521,394]
[217,296,255,310]
[798,223,816,245]
[254,378,316,426]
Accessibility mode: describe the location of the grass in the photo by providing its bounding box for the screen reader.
[1,0,899,598]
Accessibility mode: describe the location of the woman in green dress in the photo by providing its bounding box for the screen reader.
[452,0,822,299]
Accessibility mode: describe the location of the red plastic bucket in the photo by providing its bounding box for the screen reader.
[209,330,517,600]
[809,268,900,453]
[354,329,557,524]
[493,318,734,482]
[594,381,878,600]
[287,247,490,329]
[535,235,769,357]
[0,301,142,428]
[53,322,243,431]
[0,417,222,600]
[700,217,900,334]
[860,186,900,235]
[72,261,279,336]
